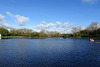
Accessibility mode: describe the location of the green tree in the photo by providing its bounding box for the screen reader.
[0,28,9,36]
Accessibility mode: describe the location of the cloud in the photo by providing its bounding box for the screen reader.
[61,22,68,28]
[33,21,75,33]
[54,27,57,30]
[36,24,46,30]
[82,0,98,4]
[6,12,13,17]
[65,29,72,33]
[56,21,61,28]
[6,12,29,26]
[15,15,29,26]
[0,14,4,20]
[80,27,86,30]
[46,23,55,28]
[58,28,72,33]
[0,14,12,29]
[42,21,46,24]
[98,24,100,28]
[59,28,63,30]
[61,22,74,28]
[36,23,55,30]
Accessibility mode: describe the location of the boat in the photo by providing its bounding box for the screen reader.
[90,39,94,42]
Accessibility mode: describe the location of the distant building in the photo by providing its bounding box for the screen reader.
[0,34,1,39]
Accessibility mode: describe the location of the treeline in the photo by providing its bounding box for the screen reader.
[0,22,100,39]
[74,22,100,39]
[0,28,62,39]
[63,22,100,39]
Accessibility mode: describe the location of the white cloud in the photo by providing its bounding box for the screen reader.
[61,22,74,28]
[58,28,72,33]
[36,24,46,30]
[6,12,13,17]
[82,0,98,4]
[36,23,55,30]
[56,21,61,28]
[0,14,12,29]
[49,29,53,32]
[46,23,55,28]
[15,15,29,26]
[67,24,75,27]
[6,12,29,26]
[59,28,63,30]
[54,27,57,30]
[65,29,72,33]
[33,21,75,33]
[61,22,68,28]
[0,14,4,20]
[42,21,46,24]
[97,23,100,28]
[80,27,86,30]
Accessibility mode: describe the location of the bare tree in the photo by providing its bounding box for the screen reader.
[86,22,100,30]
[72,27,79,33]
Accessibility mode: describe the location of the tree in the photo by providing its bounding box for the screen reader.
[39,30,46,38]
[0,28,9,36]
[31,32,39,38]
[86,22,100,30]
[72,27,79,37]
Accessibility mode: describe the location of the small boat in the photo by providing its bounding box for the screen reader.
[90,39,94,42]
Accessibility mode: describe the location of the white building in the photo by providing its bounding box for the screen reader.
[0,34,1,39]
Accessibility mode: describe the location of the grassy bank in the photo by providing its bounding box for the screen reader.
[1,36,100,39]
[1,36,51,39]
[2,36,27,39]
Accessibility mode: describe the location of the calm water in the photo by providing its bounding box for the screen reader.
[0,39,100,67]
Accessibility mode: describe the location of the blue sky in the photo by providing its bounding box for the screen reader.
[0,0,100,33]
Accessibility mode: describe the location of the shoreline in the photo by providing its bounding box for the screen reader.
[1,36,100,39]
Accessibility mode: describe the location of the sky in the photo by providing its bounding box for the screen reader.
[0,0,100,33]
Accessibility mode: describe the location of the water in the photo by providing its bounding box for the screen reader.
[0,39,100,67]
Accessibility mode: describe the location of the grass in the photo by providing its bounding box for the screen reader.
[1,36,25,39]
[1,36,100,39]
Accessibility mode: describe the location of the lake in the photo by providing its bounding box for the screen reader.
[0,39,100,67]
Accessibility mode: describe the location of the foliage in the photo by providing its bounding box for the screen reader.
[0,28,9,36]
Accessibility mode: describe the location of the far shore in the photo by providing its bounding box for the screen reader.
[1,36,100,39]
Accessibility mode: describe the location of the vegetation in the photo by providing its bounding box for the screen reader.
[0,27,9,36]
[71,22,100,39]
[0,22,100,39]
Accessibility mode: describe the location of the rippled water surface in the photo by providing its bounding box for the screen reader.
[0,39,100,67]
